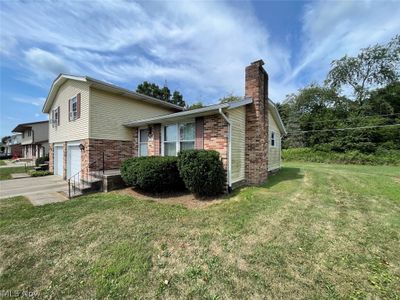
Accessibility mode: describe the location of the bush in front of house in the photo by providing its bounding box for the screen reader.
[120,156,185,192]
[30,170,52,177]
[177,150,226,197]
[120,157,148,186]
[35,155,49,167]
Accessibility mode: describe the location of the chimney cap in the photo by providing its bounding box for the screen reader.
[250,59,265,66]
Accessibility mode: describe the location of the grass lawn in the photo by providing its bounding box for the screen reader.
[0,160,6,166]
[0,166,32,180]
[0,162,399,299]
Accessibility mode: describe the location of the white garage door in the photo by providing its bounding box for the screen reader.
[54,146,63,176]
[67,143,81,178]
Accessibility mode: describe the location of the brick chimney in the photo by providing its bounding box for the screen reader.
[244,59,269,185]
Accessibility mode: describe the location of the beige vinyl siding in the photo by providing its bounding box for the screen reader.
[229,106,246,183]
[89,88,174,141]
[20,129,33,145]
[268,110,282,171]
[49,81,90,143]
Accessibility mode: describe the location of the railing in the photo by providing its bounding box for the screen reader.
[68,152,105,199]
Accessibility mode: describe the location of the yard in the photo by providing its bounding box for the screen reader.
[0,166,31,180]
[0,160,6,166]
[0,162,399,299]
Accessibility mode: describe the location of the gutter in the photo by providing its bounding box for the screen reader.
[218,108,232,192]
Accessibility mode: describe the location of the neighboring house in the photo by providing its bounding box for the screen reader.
[42,59,286,191]
[4,134,22,157]
[12,121,49,159]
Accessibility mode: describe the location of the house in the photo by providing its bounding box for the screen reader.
[2,134,22,157]
[42,59,286,191]
[12,121,49,160]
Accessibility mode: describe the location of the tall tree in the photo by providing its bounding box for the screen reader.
[326,35,400,105]
[136,81,186,107]
[219,93,242,104]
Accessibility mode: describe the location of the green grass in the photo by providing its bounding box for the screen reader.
[1,162,399,299]
[0,166,32,180]
[0,160,6,166]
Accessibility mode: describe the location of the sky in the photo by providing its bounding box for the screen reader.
[1,0,399,136]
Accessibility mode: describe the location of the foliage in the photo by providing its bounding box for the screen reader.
[120,157,148,187]
[177,150,226,197]
[279,36,400,155]
[186,102,204,110]
[136,81,186,107]
[282,148,400,166]
[120,156,184,192]
[35,155,49,167]
[219,93,242,104]
[1,136,11,144]
[326,35,400,105]
[30,170,52,177]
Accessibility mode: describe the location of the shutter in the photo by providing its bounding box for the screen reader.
[68,99,71,121]
[57,107,60,125]
[77,93,81,119]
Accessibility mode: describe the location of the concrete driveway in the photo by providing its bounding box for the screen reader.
[0,175,69,205]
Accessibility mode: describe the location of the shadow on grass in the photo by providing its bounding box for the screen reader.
[261,167,303,189]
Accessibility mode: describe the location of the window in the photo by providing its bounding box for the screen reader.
[163,122,195,156]
[164,124,177,156]
[27,130,31,137]
[270,131,276,147]
[139,128,149,156]
[52,107,60,128]
[69,96,78,121]
[179,123,195,150]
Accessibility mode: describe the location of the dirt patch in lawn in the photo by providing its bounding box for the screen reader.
[115,187,225,209]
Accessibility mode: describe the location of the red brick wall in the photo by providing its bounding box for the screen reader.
[195,117,204,149]
[148,124,161,156]
[49,143,54,173]
[244,60,269,185]
[11,144,22,158]
[203,114,229,168]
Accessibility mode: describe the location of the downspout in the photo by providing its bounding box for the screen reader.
[218,108,232,192]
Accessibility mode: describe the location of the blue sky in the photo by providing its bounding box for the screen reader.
[1,0,399,136]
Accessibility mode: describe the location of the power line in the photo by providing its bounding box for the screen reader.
[285,112,400,125]
[287,124,400,134]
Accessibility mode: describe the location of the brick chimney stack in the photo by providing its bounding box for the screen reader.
[244,59,269,184]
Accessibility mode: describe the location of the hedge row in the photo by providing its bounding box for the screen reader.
[120,150,226,197]
[282,148,400,166]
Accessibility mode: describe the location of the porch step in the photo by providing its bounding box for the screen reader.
[68,178,103,198]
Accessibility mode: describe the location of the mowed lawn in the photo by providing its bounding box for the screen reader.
[0,163,399,299]
[0,166,30,180]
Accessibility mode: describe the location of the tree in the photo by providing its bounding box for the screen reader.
[326,35,400,105]
[1,136,11,144]
[219,93,242,104]
[186,102,204,110]
[171,91,186,107]
[136,81,186,107]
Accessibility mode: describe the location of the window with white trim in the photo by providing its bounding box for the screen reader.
[52,107,60,128]
[163,122,195,156]
[139,128,149,157]
[270,131,276,147]
[69,96,78,121]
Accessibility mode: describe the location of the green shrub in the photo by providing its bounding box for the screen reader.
[120,156,185,193]
[30,170,52,177]
[35,155,49,167]
[120,157,148,186]
[177,150,226,197]
[282,148,400,166]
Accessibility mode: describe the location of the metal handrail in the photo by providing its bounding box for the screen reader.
[67,152,105,199]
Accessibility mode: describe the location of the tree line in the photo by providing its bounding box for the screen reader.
[277,35,400,154]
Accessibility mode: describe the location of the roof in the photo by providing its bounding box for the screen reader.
[42,74,185,113]
[124,98,253,127]
[12,121,49,133]
[125,97,286,135]
[268,99,287,135]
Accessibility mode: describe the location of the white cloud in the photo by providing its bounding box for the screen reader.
[1,0,399,104]
[13,96,46,107]
[24,48,69,78]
